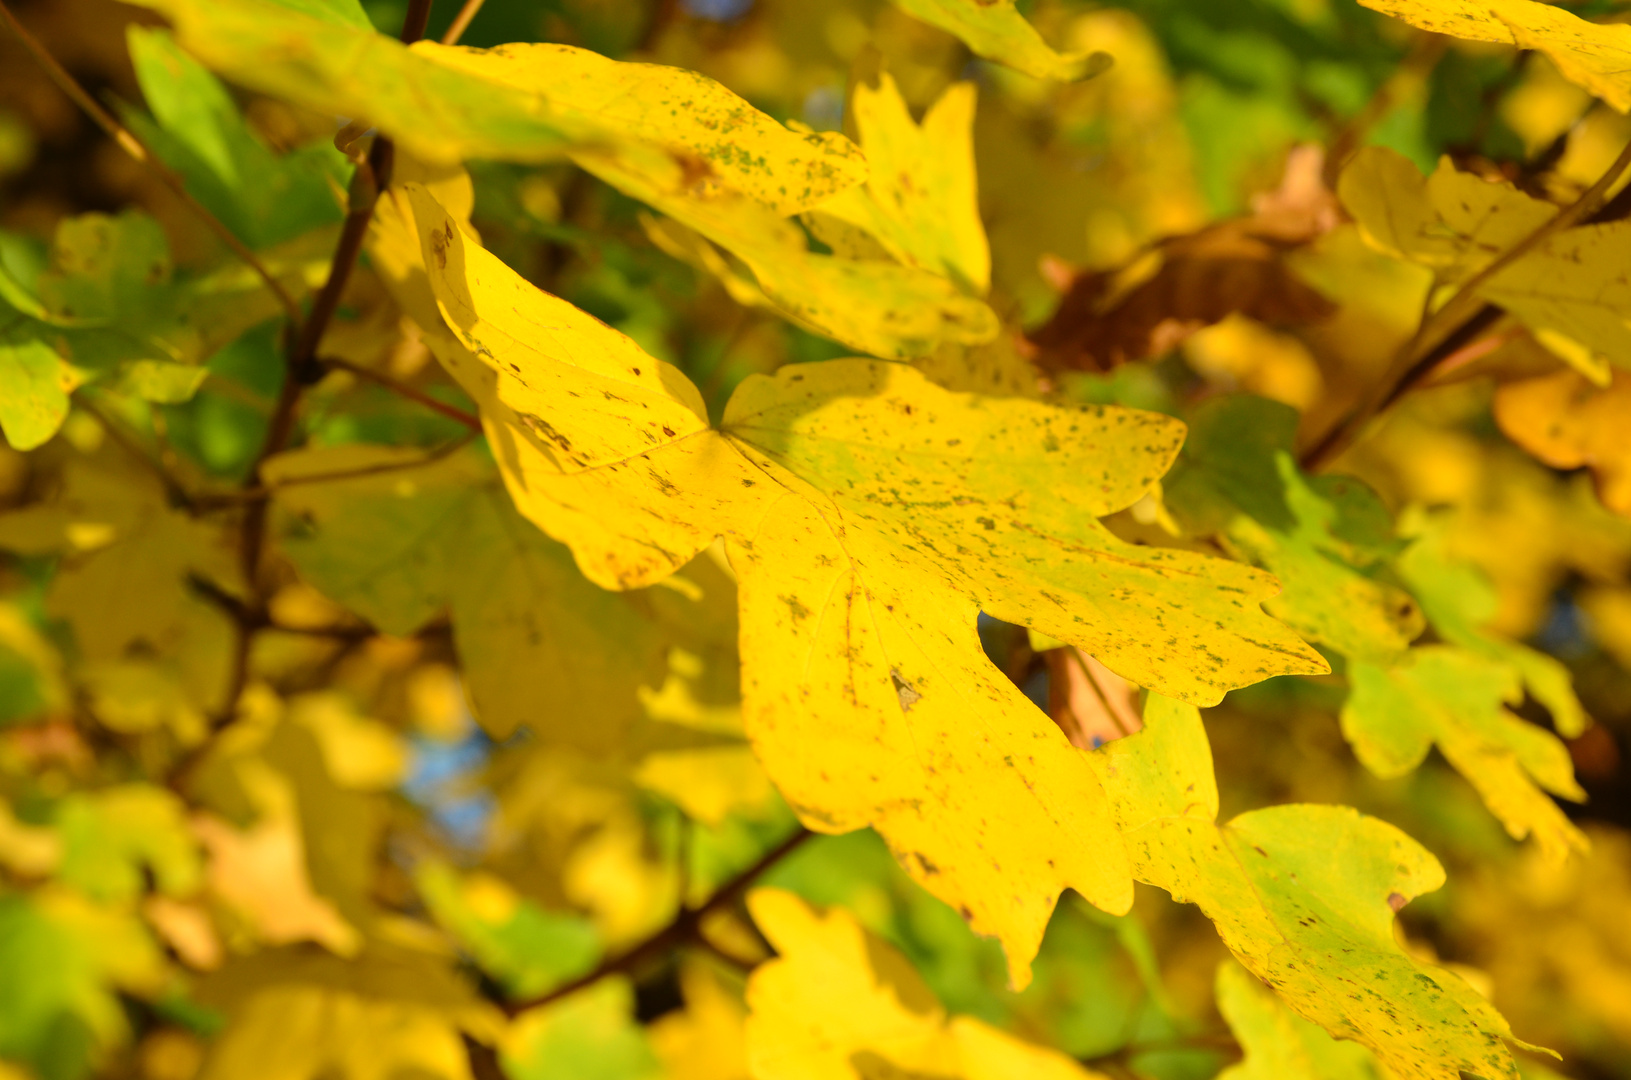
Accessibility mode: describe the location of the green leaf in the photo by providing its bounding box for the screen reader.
[504,978,664,1080]
[265,444,682,748]
[0,887,166,1080]
[889,0,1112,81]
[1343,647,1586,861]
[1090,694,1529,1080]
[0,330,70,450]
[1164,395,1422,662]
[56,785,202,902]
[415,861,600,1000]
[125,26,348,249]
[1397,524,1589,737]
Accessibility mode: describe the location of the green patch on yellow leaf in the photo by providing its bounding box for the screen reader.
[1092,695,1526,1080]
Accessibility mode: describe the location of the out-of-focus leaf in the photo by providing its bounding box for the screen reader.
[1340,148,1631,371]
[1164,395,1422,661]
[0,887,166,1080]
[1215,960,1388,1080]
[1496,366,1631,516]
[649,963,751,1080]
[503,978,663,1080]
[266,445,676,748]
[745,888,1111,1080]
[0,603,66,725]
[1343,647,1586,860]
[1031,220,1335,373]
[888,0,1111,81]
[0,331,70,450]
[1397,524,1589,737]
[812,74,990,293]
[1089,695,1529,1079]
[193,945,503,1080]
[1358,0,1631,111]
[56,785,202,903]
[416,860,600,1000]
[125,27,347,249]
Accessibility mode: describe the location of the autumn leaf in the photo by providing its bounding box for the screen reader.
[810,73,990,294]
[393,182,1327,982]
[1342,646,1587,861]
[1090,694,1530,1079]
[1397,523,1590,739]
[1340,148,1631,376]
[1030,220,1335,373]
[1163,395,1423,662]
[1215,960,1388,1080]
[1357,0,1631,111]
[744,888,1110,1080]
[1495,366,1631,517]
[888,0,1112,81]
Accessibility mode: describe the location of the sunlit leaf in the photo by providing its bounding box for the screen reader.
[1090,695,1529,1079]
[811,73,990,293]
[889,0,1112,81]
[1358,0,1631,111]
[745,888,1111,1080]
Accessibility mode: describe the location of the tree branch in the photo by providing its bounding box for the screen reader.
[504,827,813,1017]
[324,356,482,430]
[1301,132,1631,471]
[0,0,302,325]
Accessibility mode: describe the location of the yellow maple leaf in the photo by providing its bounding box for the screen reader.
[889,0,1111,82]
[392,183,1326,985]
[1091,695,1533,1080]
[1357,0,1631,111]
[745,888,1110,1080]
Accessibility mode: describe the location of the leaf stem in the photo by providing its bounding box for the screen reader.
[324,356,482,430]
[1301,132,1631,471]
[503,826,812,1017]
[0,0,301,326]
[440,0,486,44]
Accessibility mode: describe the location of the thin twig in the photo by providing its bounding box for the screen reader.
[0,0,301,325]
[1302,133,1631,470]
[505,827,812,1017]
[325,356,482,430]
[193,433,477,509]
[441,0,486,44]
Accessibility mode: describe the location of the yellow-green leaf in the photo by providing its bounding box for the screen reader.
[1091,695,1527,1080]
[0,332,70,451]
[1398,523,1589,738]
[890,0,1112,82]
[1357,0,1631,111]
[1343,647,1586,861]
[1216,961,1388,1080]
[812,74,991,293]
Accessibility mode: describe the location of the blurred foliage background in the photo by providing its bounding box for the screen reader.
[2,0,1630,1078]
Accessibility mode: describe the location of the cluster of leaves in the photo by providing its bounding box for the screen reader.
[2,0,1631,1078]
